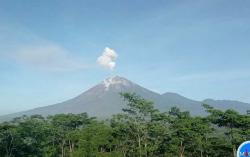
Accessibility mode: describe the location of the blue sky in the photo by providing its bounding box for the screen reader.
[0,0,250,115]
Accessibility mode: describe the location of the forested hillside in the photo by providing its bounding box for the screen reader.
[0,93,249,157]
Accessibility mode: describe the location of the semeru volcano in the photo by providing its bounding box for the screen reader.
[1,76,249,121]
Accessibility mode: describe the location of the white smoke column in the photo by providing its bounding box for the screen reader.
[97,47,118,70]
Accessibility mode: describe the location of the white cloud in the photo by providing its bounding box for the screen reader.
[10,44,87,72]
[0,25,91,72]
[97,47,118,70]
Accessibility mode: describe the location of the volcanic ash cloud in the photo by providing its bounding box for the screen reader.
[97,47,118,70]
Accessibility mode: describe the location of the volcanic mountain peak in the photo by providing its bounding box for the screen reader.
[1,76,249,122]
[102,76,133,90]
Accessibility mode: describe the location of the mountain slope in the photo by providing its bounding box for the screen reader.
[1,76,249,121]
[202,99,250,113]
[160,92,205,115]
[1,76,163,120]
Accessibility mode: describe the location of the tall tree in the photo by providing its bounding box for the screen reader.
[203,104,246,157]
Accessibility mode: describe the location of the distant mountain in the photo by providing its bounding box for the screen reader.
[160,92,205,115]
[202,99,250,114]
[1,76,249,121]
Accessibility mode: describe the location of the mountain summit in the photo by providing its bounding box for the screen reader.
[1,76,249,121]
[102,76,134,91]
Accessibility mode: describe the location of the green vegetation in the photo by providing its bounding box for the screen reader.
[0,93,249,157]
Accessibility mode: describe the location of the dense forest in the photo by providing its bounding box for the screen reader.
[0,93,249,157]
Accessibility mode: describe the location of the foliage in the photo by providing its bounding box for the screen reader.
[0,93,249,157]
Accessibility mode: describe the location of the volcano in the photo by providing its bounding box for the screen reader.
[1,76,249,121]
